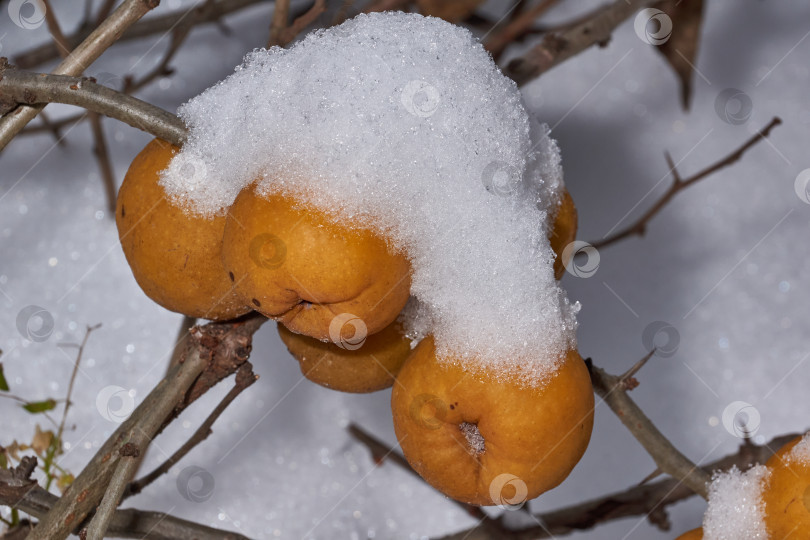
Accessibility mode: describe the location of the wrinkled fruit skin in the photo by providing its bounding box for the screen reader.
[549,189,578,280]
[391,336,594,506]
[764,435,810,538]
[116,138,249,320]
[222,186,412,342]
[674,527,703,540]
[278,320,412,393]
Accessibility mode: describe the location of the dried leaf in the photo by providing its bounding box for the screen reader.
[654,0,705,110]
[57,472,75,493]
[31,425,54,455]
[22,399,56,414]
[0,363,8,391]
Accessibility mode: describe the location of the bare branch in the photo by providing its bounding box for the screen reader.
[589,362,711,498]
[505,0,654,86]
[23,314,267,540]
[0,460,250,540]
[483,0,559,61]
[0,0,160,151]
[268,0,291,47]
[0,70,187,146]
[125,362,257,499]
[438,433,798,540]
[13,0,266,70]
[88,114,118,215]
[592,117,783,249]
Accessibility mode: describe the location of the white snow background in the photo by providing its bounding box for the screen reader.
[1,0,809,538]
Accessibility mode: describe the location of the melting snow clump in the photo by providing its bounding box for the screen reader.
[703,465,770,540]
[161,12,577,385]
[786,432,810,464]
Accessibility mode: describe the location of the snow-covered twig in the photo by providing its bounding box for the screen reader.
[438,433,798,540]
[589,363,711,498]
[0,457,251,539]
[0,69,187,146]
[0,0,159,151]
[24,314,267,540]
[505,0,655,86]
[591,117,783,249]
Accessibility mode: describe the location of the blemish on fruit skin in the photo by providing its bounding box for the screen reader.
[228,271,235,282]
[252,298,261,307]
[121,205,125,217]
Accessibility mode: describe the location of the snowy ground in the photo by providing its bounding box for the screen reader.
[1,1,809,538]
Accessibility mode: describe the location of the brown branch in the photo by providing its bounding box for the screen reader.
[362,0,410,13]
[591,117,783,249]
[20,113,84,137]
[347,424,502,530]
[0,70,187,146]
[438,433,798,540]
[167,315,198,376]
[505,0,655,86]
[268,0,291,47]
[13,0,266,70]
[589,362,711,499]
[23,314,267,540]
[483,0,559,61]
[0,0,159,151]
[125,362,258,499]
[88,114,118,216]
[276,0,327,47]
[0,458,250,540]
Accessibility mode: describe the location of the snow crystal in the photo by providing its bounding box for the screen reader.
[786,432,810,464]
[703,465,770,540]
[460,422,485,456]
[160,12,576,384]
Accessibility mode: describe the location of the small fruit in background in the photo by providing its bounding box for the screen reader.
[549,188,578,280]
[390,336,594,505]
[278,319,412,393]
[116,139,249,320]
[221,186,411,342]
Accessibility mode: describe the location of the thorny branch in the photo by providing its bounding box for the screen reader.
[592,117,783,249]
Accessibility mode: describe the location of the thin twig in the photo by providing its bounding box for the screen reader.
[126,363,258,499]
[437,433,799,539]
[0,0,159,151]
[0,70,187,146]
[33,111,66,145]
[41,0,72,60]
[592,117,783,249]
[0,459,250,540]
[268,0,291,47]
[618,348,655,389]
[505,0,655,86]
[589,362,711,498]
[13,0,266,70]
[23,315,266,540]
[88,114,118,216]
[166,315,198,376]
[347,424,500,527]
[276,0,327,47]
[483,0,559,61]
